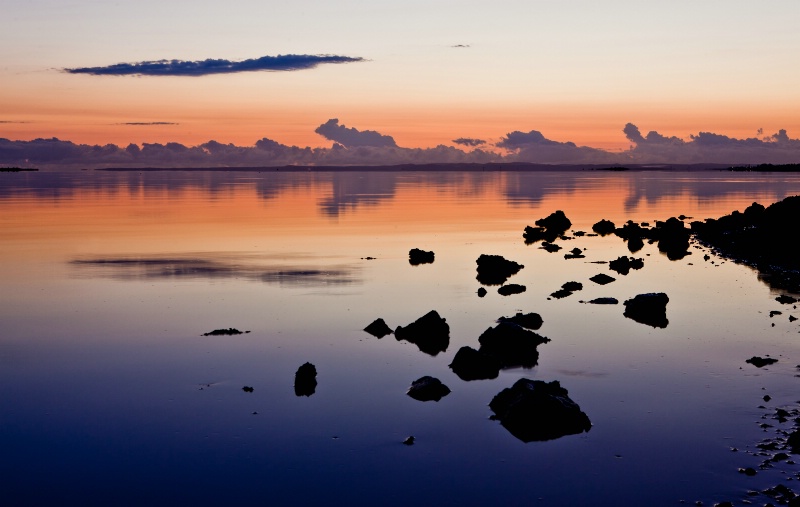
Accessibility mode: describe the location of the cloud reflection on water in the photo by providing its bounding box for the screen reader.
[70,255,361,288]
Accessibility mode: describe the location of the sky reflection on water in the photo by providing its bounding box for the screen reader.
[2,170,800,506]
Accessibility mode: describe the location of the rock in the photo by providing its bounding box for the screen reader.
[489,378,591,442]
[476,254,524,285]
[561,281,583,291]
[584,297,619,305]
[564,248,585,259]
[402,436,415,445]
[498,284,526,296]
[406,376,451,402]
[592,219,616,236]
[738,467,757,476]
[202,328,247,336]
[523,210,571,244]
[590,273,616,285]
[777,295,798,304]
[540,242,562,253]
[477,287,487,298]
[294,362,317,397]
[409,248,435,265]
[549,289,573,299]
[497,312,543,330]
[364,318,393,338]
[627,236,645,253]
[770,310,782,317]
[623,293,669,328]
[242,386,254,393]
[608,256,644,275]
[654,217,691,260]
[394,310,450,356]
[788,429,800,453]
[746,356,778,368]
[449,346,501,381]
[478,321,550,369]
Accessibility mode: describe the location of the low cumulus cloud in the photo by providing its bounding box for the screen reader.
[64,54,365,77]
[315,119,398,148]
[497,129,618,164]
[452,137,486,147]
[5,120,800,168]
[623,123,800,164]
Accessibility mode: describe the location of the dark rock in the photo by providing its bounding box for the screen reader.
[394,310,450,356]
[406,376,451,402]
[770,310,782,317]
[497,312,543,330]
[627,236,645,253]
[561,281,583,291]
[623,292,669,328]
[788,429,800,453]
[592,219,616,236]
[564,248,585,259]
[540,242,562,253]
[402,436,415,445]
[294,362,317,397]
[477,287,487,298]
[242,386,254,393]
[746,356,778,368]
[478,322,550,369]
[791,315,798,322]
[738,467,757,476]
[550,289,573,299]
[653,217,691,260]
[498,284,526,296]
[584,297,619,305]
[364,318,393,338]
[409,248,435,265]
[608,256,644,275]
[476,254,524,285]
[590,273,616,285]
[449,346,501,381]
[713,503,734,507]
[777,295,798,304]
[524,210,571,244]
[489,378,591,442]
[203,328,246,336]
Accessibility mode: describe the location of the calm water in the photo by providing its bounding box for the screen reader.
[2,169,800,506]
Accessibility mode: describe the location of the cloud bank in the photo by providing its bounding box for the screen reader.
[117,122,179,126]
[3,120,800,169]
[65,54,366,77]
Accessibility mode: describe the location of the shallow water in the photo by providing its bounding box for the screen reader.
[2,169,800,506]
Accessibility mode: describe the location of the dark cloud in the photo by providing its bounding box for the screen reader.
[624,123,800,164]
[497,129,617,164]
[64,54,365,77]
[452,137,486,147]
[117,122,179,126]
[315,119,398,148]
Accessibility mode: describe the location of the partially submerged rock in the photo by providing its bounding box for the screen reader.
[406,376,451,402]
[498,284,526,296]
[776,294,798,305]
[477,287,487,298]
[394,310,450,356]
[409,248,435,265]
[746,356,778,368]
[608,256,644,275]
[242,386,254,393]
[489,378,591,442]
[294,362,317,397]
[561,281,583,291]
[653,217,691,260]
[583,297,619,305]
[202,328,248,336]
[592,219,616,236]
[549,288,573,299]
[449,346,501,381]
[623,293,669,328]
[476,254,524,285]
[524,210,572,244]
[590,273,616,285]
[364,318,393,338]
[478,321,550,369]
[497,312,543,330]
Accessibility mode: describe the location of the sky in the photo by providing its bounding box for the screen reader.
[2,0,800,167]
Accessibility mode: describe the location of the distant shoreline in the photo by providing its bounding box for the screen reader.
[94,162,737,172]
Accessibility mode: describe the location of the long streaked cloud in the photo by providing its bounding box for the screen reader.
[452,137,486,147]
[116,122,179,126]
[3,120,800,168]
[64,54,366,77]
